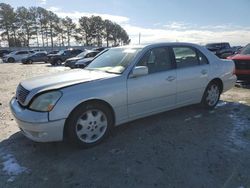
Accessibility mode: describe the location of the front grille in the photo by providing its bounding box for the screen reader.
[16,84,30,105]
[234,60,250,70]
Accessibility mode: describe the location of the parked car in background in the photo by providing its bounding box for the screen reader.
[0,49,11,58]
[64,50,99,68]
[227,43,250,80]
[3,50,33,63]
[73,49,109,69]
[21,52,48,64]
[205,42,235,59]
[231,46,243,54]
[10,43,236,147]
[48,49,83,65]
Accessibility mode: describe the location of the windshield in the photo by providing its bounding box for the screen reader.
[76,51,89,58]
[86,47,141,74]
[240,44,250,55]
[57,50,65,55]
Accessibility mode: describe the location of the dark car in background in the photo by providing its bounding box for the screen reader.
[64,50,99,68]
[48,49,83,65]
[21,52,48,64]
[205,42,235,58]
[227,43,250,80]
[74,58,94,69]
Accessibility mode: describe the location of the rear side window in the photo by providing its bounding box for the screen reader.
[197,50,209,65]
[173,47,199,68]
[173,47,209,68]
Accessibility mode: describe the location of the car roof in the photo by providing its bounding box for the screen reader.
[114,42,202,49]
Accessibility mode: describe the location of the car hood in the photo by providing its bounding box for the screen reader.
[228,54,250,60]
[21,69,119,93]
[76,57,94,64]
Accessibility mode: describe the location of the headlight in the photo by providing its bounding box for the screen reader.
[29,91,62,112]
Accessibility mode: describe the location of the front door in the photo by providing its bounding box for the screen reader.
[127,47,177,119]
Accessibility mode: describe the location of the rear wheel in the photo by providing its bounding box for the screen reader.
[65,102,113,148]
[28,59,33,64]
[202,82,221,109]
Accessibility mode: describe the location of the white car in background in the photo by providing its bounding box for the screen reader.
[10,43,236,148]
[3,50,34,63]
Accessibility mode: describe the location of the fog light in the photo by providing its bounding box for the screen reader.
[38,132,48,138]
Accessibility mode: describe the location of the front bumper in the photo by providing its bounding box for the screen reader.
[10,98,65,142]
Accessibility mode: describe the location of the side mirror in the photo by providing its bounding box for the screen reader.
[130,66,148,78]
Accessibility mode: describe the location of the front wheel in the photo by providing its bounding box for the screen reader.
[8,57,15,63]
[65,103,113,148]
[201,82,221,109]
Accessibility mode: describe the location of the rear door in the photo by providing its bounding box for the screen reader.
[171,46,210,106]
[15,51,30,61]
[127,47,177,118]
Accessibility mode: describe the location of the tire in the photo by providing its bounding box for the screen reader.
[56,59,62,66]
[28,59,33,64]
[65,102,113,148]
[201,81,221,109]
[8,57,15,63]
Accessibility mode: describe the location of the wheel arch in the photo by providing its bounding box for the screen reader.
[63,98,116,140]
[209,78,223,93]
[8,57,15,62]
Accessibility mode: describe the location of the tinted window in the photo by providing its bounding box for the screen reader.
[137,47,173,74]
[36,53,46,57]
[173,47,199,68]
[72,49,82,55]
[16,51,29,55]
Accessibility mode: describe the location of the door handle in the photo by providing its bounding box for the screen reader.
[201,70,207,75]
[166,76,176,82]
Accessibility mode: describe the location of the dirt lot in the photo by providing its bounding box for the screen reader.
[0,63,250,188]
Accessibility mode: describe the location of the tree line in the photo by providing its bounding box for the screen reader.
[0,3,130,48]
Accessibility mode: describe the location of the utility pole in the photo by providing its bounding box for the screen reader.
[139,33,141,45]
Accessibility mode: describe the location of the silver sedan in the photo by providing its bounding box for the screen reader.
[10,43,236,147]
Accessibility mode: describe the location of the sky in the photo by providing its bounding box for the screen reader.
[2,0,250,46]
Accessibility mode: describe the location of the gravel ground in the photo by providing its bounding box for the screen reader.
[0,63,250,188]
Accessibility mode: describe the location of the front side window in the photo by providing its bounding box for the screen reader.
[173,47,199,68]
[137,47,173,74]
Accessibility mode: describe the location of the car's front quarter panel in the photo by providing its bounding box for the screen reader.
[49,75,128,125]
